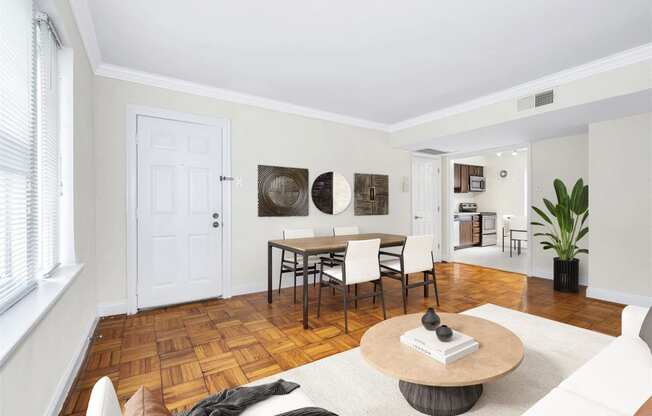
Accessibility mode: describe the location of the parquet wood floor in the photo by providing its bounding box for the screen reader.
[60,263,624,415]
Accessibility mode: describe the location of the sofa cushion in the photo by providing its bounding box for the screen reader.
[640,308,652,353]
[559,336,652,415]
[86,377,122,416]
[124,386,171,416]
[241,389,314,416]
[523,388,626,416]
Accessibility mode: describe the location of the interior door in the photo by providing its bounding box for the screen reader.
[137,115,223,309]
[411,156,442,260]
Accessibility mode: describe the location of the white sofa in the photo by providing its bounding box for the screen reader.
[86,377,315,416]
[524,305,652,416]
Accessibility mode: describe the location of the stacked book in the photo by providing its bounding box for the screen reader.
[400,326,479,364]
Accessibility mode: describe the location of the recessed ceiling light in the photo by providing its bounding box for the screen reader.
[511,150,518,156]
[496,152,502,157]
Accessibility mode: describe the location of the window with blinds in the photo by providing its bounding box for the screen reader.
[0,0,61,314]
[36,14,61,276]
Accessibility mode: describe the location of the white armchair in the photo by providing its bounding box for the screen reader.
[621,305,649,338]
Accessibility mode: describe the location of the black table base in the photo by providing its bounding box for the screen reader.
[399,380,483,416]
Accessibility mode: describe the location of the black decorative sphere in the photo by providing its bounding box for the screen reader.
[436,325,453,342]
[421,308,440,331]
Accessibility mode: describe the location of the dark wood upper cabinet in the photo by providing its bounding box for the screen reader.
[454,163,483,194]
[460,164,469,193]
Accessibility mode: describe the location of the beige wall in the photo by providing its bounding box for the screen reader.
[93,76,411,306]
[0,0,97,415]
[530,133,589,283]
[588,112,652,306]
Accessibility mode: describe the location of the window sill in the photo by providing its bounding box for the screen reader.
[0,263,85,368]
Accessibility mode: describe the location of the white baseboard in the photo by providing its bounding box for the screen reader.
[46,316,98,416]
[97,301,128,316]
[586,287,652,307]
[231,276,316,297]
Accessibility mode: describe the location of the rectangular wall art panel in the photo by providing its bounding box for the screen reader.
[354,173,388,215]
[258,165,309,216]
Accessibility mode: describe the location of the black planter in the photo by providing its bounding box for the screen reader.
[554,257,579,293]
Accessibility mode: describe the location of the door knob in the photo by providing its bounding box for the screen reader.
[414,216,423,220]
[212,221,220,228]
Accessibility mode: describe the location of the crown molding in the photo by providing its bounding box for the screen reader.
[68,0,650,133]
[68,0,102,70]
[95,63,390,131]
[388,43,652,132]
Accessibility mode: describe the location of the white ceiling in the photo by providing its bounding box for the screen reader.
[85,0,651,125]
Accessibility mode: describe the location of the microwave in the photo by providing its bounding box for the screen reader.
[469,175,485,192]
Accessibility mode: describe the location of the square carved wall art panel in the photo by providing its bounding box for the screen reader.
[258,165,309,216]
[354,173,388,215]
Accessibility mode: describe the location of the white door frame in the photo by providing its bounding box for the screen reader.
[444,143,532,276]
[411,153,443,261]
[126,105,232,314]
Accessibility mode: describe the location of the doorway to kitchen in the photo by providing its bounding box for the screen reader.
[447,146,529,274]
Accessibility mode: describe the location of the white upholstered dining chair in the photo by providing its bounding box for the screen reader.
[380,234,439,313]
[317,238,386,333]
[279,228,319,303]
[326,226,361,263]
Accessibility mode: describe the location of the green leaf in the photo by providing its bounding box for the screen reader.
[569,178,584,214]
[575,248,589,255]
[576,227,588,241]
[580,211,589,227]
[532,206,552,224]
[534,232,560,241]
[559,205,573,233]
[530,221,545,227]
[554,179,569,206]
[543,198,558,218]
[576,185,589,214]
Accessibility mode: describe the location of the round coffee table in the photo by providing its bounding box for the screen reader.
[360,313,523,416]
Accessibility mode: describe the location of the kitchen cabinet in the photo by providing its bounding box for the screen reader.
[459,219,473,246]
[472,215,481,245]
[455,214,482,248]
[453,163,484,193]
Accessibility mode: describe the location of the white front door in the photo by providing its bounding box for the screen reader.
[137,115,223,309]
[412,156,442,261]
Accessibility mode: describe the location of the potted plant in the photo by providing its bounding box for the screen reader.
[531,178,588,292]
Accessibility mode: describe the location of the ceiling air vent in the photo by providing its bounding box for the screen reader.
[535,90,554,107]
[416,148,447,155]
[517,89,555,111]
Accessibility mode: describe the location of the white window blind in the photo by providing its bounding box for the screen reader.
[36,14,60,276]
[0,0,38,313]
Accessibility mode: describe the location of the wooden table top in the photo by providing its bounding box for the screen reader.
[268,233,405,254]
[360,313,524,387]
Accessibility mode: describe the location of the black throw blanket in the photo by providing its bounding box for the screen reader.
[175,379,337,416]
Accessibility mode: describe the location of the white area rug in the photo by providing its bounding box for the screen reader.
[255,304,614,415]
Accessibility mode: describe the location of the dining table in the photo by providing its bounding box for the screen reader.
[268,233,406,329]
